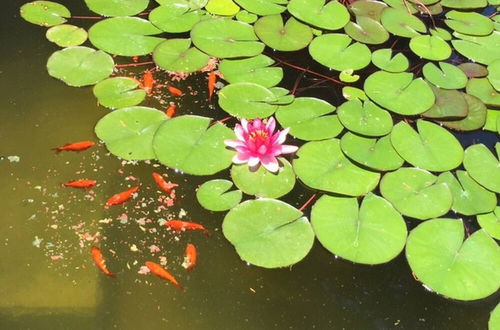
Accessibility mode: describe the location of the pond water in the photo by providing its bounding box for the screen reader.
[0,1,498,329]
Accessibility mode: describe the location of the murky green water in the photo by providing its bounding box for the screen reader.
[1,1,497,329]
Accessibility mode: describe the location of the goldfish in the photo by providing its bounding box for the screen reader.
[63,179,97,189]
[208,71,217,100]
[105,186,139,207]
[91,246,116,278]
[182,243,197,271]
[140,70,155,95]
[165,220,209,236]
[166,85,184,97]
[152,172,178,194]
[165,103,176,118]
[145,261,183,291]
[52,141,95,152]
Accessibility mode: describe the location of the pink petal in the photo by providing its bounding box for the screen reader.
[225,139,245,148]
[253,118,262,129]
[248,156,261,167]
[233,153,249,164]
[265,117,276,133]
[241,119,249,133]
[261,155,279,172]
[281,145,298,154]
[274,128,290,145]
[234,125,246,141]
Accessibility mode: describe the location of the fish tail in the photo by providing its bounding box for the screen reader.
[203,229,211,237]
[177,284,184,292]
[108,272,117,278]
[51,147,62,154]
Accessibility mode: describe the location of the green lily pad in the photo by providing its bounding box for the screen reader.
[191,18,264,58]
[349,0,388,21]
[93,77,146,109]
[309,33,371,71]
[288,0,350,31]
[380,8,426,38]
[95,106,167,160]
[84,0,149,16]
[293,139,380,196]
[440,0,488,9]
[254,15,313,51]
[20,1,70,27]
[231,158,295,198]
[484,109,500,133]
[275,97,343,141]
[477,207,500,240]
[437,171,497,216]
[196,179,242,211]
[234,0,287,15]
[409,35,452,61]
[422,85,468,119]
[218,82,278,119]
[458,62,489,78]
[205,0,240,16]
[269,87,294,105]
[371,48,409,73]
[339,69,359,83]
[422,62,468,89]
[452,31,500,65]
[430,27,452,41]
[88,17,164,56]
[342,87,367,101]
[337,99,393,137]
[380,167,453,220]
[153,115,235,175]
[364,71,435,115]
[219,55,283,88]
[445,10,494,36]
[236,10,258,23]
[466,78,500,107]
[488,60,500,91]
[344,16,389,45]
[463,143,500,193]
[340,133,404,171]
[149,2,204,33]
[47,46,114,87]
[382,0,418,13]
[46,25,87,47]
[440,93,487,131]
[391,120,464,172]
[406,219,500,300]
[490,303,500,330]
[223,199,314,268]
[311,193,407,264]
[153,39,210,73]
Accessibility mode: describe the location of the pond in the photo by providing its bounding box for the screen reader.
[1,0,499,329]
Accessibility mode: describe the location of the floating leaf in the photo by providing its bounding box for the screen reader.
[205,0,240,16]
[484,109,500,133]
[95,106,167,160]
[422,62,467,89]
[254,15,313,51]
[466,78,500,107]
[488,59,500,92]
[344,16,389,45]
[311,193,407,264]
[47,46,114,87]
[339,69,359,83]
[349,0,387,21]
[236,10,257,23]
[293,139,380,196]
[422,85,468,119]
[440,0,488,9]
[153,39,210,73]
[223,199,314,268]
[46,25,87,47]
[269,87,294,105]
[337,99,393,137]
[458,62,488,78]
[84,0,149,16]
[371,49,409,73]
[231,158,295,198]
[445,10,494,36]
[153,115,235,175]
[20,1,70,27]
[440,93,487,131]
[490,304,500,330]
[430,27,452,40]
[275,97,343,141]
[409,35,452,61]
[380,167,452,220]
[288,0,350,31]
[218,82,278,119]
[342,87,367,101]
[88,17,164,56]
[463,143,500,193]
[93,77,146,109]
[452,31,500,65]
[406,219,500,300]
[196,179,242,211]
[380,8,426,38]
[234,0,287,16]
[477,207,500,240]
[219,55,283,88]
[382,0,417,13]
[149,2,203,33]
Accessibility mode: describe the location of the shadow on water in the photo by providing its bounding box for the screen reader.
[0,1,497,329]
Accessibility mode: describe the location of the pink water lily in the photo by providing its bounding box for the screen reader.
[224,117,298,173]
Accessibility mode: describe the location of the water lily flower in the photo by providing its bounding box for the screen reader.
[224,117,298,173]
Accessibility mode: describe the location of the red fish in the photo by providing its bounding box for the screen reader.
[166,85,184,97]
[165,220,209,236]
[52,141,95,152]
[91,246,116,278]
[140,70,155,95]
[165,103,176,118]
[152,172,178,194]
[182,243,197,271]
[63,179,97,189]
[208,71,217,100]
[105,186,139,207]
[145,261,183,291]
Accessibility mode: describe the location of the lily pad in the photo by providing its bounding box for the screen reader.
[430,27,452,41]
[309,33,371,71]
[440,93,487,131]
[422,85,468,119]
[218,82,278,119]
[371,49,409,73]
[490,304,500,330]
[391,120,464,172]
[219,55,283,88]
[254,15,313,51]
[95,106,167,160]
[342,87,367,101]
[275,97,343,141]
[463,143,500,193]
[149,2,204,33]
[337,99,393,137]
[477,207,500,240]
[269,87,294,105]
[466,78,500,107]
[458,62,489,78]
[380,8,426,38]
[288,0,350,31]
[340,133,404,171]
[153,39,210,73]
[93,77,146,109]
[382,0,418,13]
[409,35,452,61]
[236,10,258,23]
[380,167,453,220]
[445,10,494,36]
[293,139,380,196]
[406,218,500,300]
[47,46,114,87]
[311,193,407,264]
[344,16,389,45]
[488,59,500,91]
[205,0,240,16]
[231,158,295,198]
[191,18,264,58]
[234,0,287,15]
[339,69,359,83]
[46,25,88,47]
[153,115,235,175]
[422,62,468,89]
[88,17,164,56]
[349,0,388,21]
[452,31,500,65]
[222,199,315,268]
[484,109,500,133]
[84,0,149,16]
[196,179,242,211]
[364,71,435,115]
[440,0,488,9]
[20,1,70,27]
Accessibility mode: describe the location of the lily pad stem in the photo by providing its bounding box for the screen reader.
[299,193,317,212]
[270,56,345,86]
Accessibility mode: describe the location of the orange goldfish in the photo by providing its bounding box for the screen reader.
[91,246,116,278]
[165,220,209,236]
[52,141,95,152]
[152,172,178,194]
[208,71,217,100]
[140,70,155,95]
[145,261,183,291]
[105,186,139,207]
[165,103,176,118]
[63,179,97,189]
[166,85,184,97]
[182,243,197,271]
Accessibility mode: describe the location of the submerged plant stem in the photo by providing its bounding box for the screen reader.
[270,56,345,86]
[115,61,155,68]
[299,193,317,212]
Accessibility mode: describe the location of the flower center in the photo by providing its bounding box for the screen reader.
[249,129,269,154]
